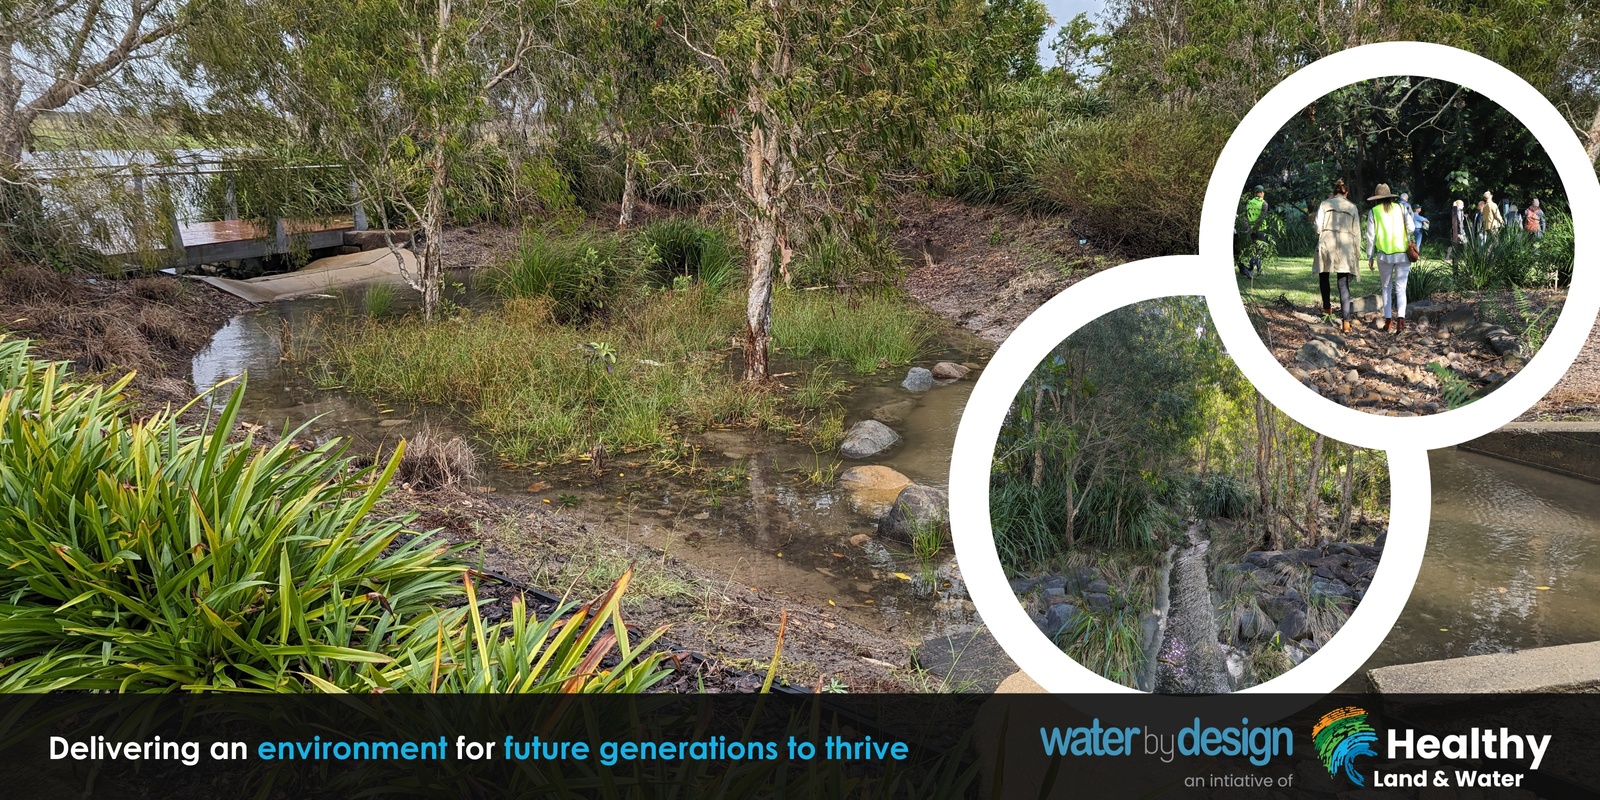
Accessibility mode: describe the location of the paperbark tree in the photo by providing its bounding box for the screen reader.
[653,0,972,381]
[179,0,567,321]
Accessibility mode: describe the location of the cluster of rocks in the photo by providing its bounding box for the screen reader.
[1215,539,1383,665]
[836,361,973,543]
[1009,566,1156,642]
[1272,296,1530,415]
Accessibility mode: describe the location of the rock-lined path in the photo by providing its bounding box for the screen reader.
[1256,291,1563,416]
[1156,522,1232,694]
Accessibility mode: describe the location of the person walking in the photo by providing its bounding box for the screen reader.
[1365,183,1414,333]
[1411,205,1429,249]
[1315,179,1362,333]
[1481,191,1505,236]
[1448,199,1467,262]
[1525,198,1544,238]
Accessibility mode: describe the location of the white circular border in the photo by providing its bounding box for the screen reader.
[1203,42,1600,450]
[950,259,1432,693]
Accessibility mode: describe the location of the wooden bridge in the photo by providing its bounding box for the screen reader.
[24,160,370,271]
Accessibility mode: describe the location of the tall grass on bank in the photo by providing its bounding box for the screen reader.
[639,218,738,292]
[484,227,653,322]
[320,292,774,463]
[0,339,670,692]
[772,288,932,373]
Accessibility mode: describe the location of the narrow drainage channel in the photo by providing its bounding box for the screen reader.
[190,281,996,653]
[1156,522,1232,694]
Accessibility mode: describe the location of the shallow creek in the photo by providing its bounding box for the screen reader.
[191,279,993,650]
[1360,448,1600,677]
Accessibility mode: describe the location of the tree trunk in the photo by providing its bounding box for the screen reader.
[1338,447,1357,538]
[1586,103,1600,164]
[618,151,637,228]
[420,127,449,323]
[1031,380,1044,487]
[0,37,27,168]
[743,213,777,381]
[1304,433,1325,541]
[1062,474,1076,549]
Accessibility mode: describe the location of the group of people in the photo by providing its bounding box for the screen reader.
[1240,180,1548,336]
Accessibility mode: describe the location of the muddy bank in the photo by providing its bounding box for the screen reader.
[397,487,919,691]
[897,197,1119,342]
[0,262,245,412]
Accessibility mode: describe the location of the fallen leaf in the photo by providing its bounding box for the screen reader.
[525,482,550,492]
[1536,585,1551,590]
[655,509,673,516]
[1439,627,1449,632]
[831,552,844,558]
[827,600,836,606]
[542,498,551,504]
[893,572,910,581]
[776,552,783,558]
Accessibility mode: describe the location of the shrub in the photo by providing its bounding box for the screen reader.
[1032,107,1232,257]
[485,228,653,322]
[1405,262,1451,304]
[639,218,738,292]
[1194,473,1253,520]
[0,344,464,691]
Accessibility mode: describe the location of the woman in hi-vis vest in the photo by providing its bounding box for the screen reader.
[1364,183,1414,333]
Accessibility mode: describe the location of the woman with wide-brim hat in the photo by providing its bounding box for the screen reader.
[1364,183,1414,333]
[1313,178,1361,332]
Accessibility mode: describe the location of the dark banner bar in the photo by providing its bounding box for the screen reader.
[9,693,1597,798]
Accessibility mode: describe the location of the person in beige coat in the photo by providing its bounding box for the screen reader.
[1314,178,1362,333]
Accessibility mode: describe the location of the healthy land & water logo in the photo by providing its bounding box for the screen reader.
[1311,705,1550,790]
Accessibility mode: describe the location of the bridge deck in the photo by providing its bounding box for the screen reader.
[101,216,356,270]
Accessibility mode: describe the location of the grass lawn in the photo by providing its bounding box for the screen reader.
[1237,256,1327,309]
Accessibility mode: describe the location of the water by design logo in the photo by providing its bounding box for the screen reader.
[1312,707,1379,786]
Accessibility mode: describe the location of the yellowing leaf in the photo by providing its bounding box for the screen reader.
[1536,585,1551,590]
[893,572,910,581]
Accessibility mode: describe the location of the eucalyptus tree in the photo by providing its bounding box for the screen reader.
[0,0,200,167]
[650,0,976,382]
[179,0,574,321]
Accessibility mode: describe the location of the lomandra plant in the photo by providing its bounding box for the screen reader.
[0,340,669,694]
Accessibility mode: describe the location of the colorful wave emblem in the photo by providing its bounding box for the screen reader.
[1312,706,1379,786]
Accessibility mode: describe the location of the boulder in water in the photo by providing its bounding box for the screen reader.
[879,484,949,541]
[870,398,917,425]
[840,420,900,459]
[932,361,970,380]
[901,367,934,393]
[836,465,913,518]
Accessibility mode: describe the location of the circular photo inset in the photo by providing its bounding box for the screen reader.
[1233,76,1570,417]
[992,296,1390,692]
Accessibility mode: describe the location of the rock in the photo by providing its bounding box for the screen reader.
[1311,577,1354,599]
[1344,369,1361,384]
[848,533,872,547]
[1039,574,1068,593]
[1044,603,1080,635]
[1314,331,1346,348]
[901,367,934,393]
[1278,608,1309,640]
[1237,609,1275,641]
[1009,576,1039,595]
[840,420,900,459]
[1085,579,1110,595]
[836,465,913,517]
[879,484,949,541]
[334,245,362,256]
[1440,304,1477,332]
[1292,311,1320,324]
[1350,294,1383,314]
[1261,594,1306,623]
[870,399,917,425]
[1295,339,1341,369]
[1084,592,1112,611]
[931,361,970,380]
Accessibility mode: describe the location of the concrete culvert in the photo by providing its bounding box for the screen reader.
[397,428,479,490]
